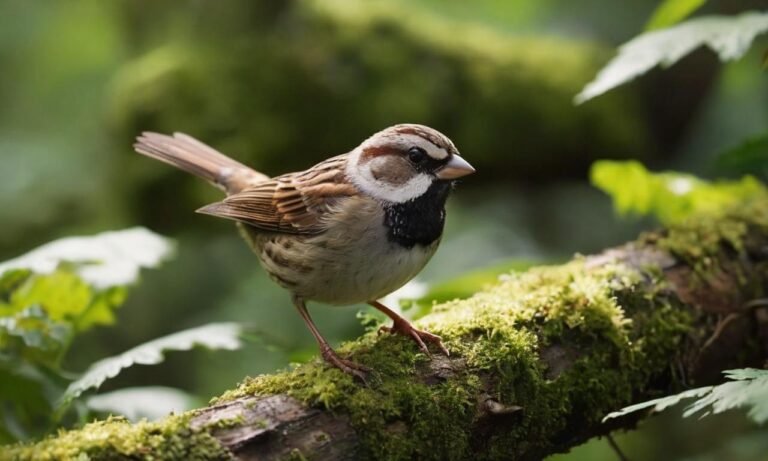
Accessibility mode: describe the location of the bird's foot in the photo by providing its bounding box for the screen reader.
[379,318,449,357]
[319,345,369,382]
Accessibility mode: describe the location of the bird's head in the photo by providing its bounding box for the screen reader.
[346,124,475,203]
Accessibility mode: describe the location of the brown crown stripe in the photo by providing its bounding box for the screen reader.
[394,126,453,153]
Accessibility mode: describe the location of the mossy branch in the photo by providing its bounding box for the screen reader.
[7,200,768,461]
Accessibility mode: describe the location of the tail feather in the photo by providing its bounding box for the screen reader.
[134,132,268,194]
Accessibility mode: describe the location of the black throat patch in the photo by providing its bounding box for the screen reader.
[383,181,452,248]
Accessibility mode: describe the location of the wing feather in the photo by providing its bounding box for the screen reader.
[196,155,355,234]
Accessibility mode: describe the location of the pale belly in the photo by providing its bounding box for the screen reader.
[240,202,440,305]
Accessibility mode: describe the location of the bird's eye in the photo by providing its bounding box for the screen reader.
[408,147,427,164]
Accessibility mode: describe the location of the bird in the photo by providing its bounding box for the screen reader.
[134,124,475,380]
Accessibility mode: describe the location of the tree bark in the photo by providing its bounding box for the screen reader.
[8,204,768,461]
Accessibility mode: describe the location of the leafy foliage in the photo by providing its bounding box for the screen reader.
[590,160,767,225]
[0,229,173,370]
[604,369,768,425]
[0,228,243,443]
[0,227,175,289]
[645,0,707,30]
[61,323,242,406]
[587,5,768,444]
[576,11,768,103]
[714,132,768,180]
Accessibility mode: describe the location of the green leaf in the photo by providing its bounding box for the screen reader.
[646,0,707,30]
[9,270,92,320]
[0,228,173,352]
[713,132,768,179]
[0,306,74,369]
[0,230,175,439]
[590,160,767,225]
[604,368,768,425]
[603,386,714,421]
[0,306,71,353]
[0,356,71,443]
[59,323,243,406]
[86,386,200,421]
[683,369,768,423]
[0,363,51,443]
[576,11,768,104]
[0,227,174,289]
[0,269,31,301]
[71,286,128,332]
[3,269,129,333]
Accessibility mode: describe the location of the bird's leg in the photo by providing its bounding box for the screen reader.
[368,300,449,356]
[292,295,368,380]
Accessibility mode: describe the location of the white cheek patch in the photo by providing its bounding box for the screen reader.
[347,148,432,203]
[380,173,433,203]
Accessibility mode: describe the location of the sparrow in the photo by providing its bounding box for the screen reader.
[134,124,475,379]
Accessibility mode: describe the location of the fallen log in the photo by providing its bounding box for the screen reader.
[7,199,768,461]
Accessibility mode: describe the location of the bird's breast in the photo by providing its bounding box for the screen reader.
[252,195,441,304]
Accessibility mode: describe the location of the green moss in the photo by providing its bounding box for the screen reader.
[2,415,232,461]
[214,258,693,460]
[282,448,308,461]
[660,196,768,259]
[201,415,245,431]
[655,197,768,295]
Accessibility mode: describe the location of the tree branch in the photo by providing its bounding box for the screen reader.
[8,202,768,460]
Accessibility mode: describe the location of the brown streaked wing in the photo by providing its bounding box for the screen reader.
[196,155,356,234]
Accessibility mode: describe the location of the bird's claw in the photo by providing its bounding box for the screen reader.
[379,321,450,357]
[320,347,369,383]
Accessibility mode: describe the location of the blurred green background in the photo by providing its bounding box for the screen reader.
[1,0,766,459]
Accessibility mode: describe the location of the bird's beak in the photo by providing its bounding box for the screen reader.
[435,155,476,180]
